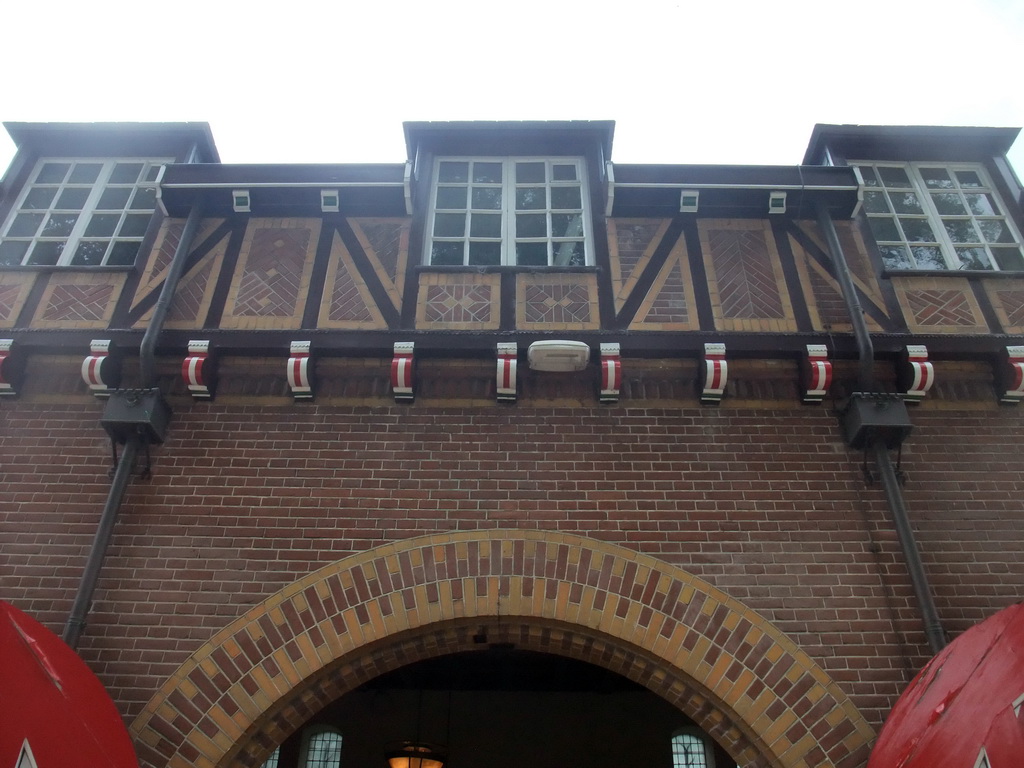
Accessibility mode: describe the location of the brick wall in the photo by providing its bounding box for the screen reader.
[1,362,1022,738]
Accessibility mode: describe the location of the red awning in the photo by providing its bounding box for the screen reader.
[868,601,1024,768]
[0,601,139,768]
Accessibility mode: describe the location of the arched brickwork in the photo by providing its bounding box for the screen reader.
[131,531,874,768]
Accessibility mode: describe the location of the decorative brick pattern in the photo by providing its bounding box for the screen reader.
[985,282,1024,334]
[630,236,699,331]
[414,273,501,331]
[134,219,225,313]
[33,273,125,329]
[350,218,409,305]
[518,273,599,330]
[131,531,874,768]
[608,219,670,311]
[894,278,989,334]
[0,276,34,328]
[318,231,387,330]
[906,290,978,327]
[223,220,319,330]
[701,220,796,332]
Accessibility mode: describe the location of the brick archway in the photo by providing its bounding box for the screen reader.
[131,531,874,768]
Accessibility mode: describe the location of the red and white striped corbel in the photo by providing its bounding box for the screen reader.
[600,343,621,404]
[999,345,1024,404]
[391,342,415,402]
[802,344,832,403]
[701,342,728,404]
[81,339,120,397]
[181,340,214,400]
[900,344,934,403]
[287,341,313,400]
[496,342,518,403]
[0,339,20,396]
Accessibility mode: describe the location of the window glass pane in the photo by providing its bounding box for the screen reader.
[86,213,121,237]
[516,242,548,266]
[435,186,467,209]
[42,213,79,237]
[110,162,144,183]
[879,245,912,270]
[943,219,979,244]
[863,191,889,214]
[305,732,342,768]
[26,241,64,265]
[867,217,901,242]
[671,733,709,768]
[859,166,879,186]
[260,747,280,768]
[24,187,58,209]
[431,242,464,265]
[552,241,585,267]
[98,188,132,210]
[955,247,992,270]
[919,167,954,189]
[144,165,162,182]
[516,213,547,238]
[552,164,577,181]
[433,213,465,237]
[550,186,582,209]
[438,161,468,183]
[899,218,937,242]
[516,187,546,210]
[931,193,967,215]
[471,187,502,210]
[56,188,91,210]
[978,219,1014,244]
[130,187,157,210]
[0,241,30,266]
[954,170,983,188]
[878,167,912,188]
[551,213,584,238]
[515,162,545,183]
[36,163,70,184]
[9,213,45,237]
[468,241,501,266]
[911,246,946,269]
[71,241,110,266]
[965,193,999,216]
[889,192,923,214]
[119,213,151,238]
[470,213,501,238]
[69,163,102,183]
[106,241,140,265]
[472,162,502,183]
[992,246,1024,271]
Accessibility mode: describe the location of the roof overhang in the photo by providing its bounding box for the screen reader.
[159,162,409,217]
[403,120,616,161]
[608,163,861,218]
[3,121,220,163]
[803,123,1021,165]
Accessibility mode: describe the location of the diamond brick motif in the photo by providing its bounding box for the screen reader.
[424,284,493,323]
[907,289,977,326]
[997,290,1024,327]
[234,228,309,317]
[524,282,592,324]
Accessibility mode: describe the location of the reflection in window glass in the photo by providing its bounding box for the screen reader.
[305,731,343,768]
[671,730,712,768]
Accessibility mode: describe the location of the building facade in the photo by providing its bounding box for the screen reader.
[1,120,1023,768]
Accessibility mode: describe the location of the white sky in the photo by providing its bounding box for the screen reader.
[2,0,1023,175]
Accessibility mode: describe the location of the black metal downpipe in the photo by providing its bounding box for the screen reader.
[816,199,947,655]
[63,202,202,649]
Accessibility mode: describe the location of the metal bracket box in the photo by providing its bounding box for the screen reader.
[100,388,172,444]
[840,392,913,449]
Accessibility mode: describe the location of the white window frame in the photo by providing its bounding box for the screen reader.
[671,727,715,768]
[855,161,1024,272]
[0,157,170,267]
[424,156,593,267]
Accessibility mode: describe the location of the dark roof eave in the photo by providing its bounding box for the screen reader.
[3,121,221,163]
[403,120,616,159]
[803,123,1021,165]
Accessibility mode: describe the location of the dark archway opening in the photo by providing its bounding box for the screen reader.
[270,648,738,768]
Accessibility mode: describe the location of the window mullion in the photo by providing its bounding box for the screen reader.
[58,160,112,266]
[909,163,961,270]
[502,158,514,266]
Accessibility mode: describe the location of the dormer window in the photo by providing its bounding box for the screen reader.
[0,157,168,267]
[856,161,1024,271]
[425,156,592,267]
